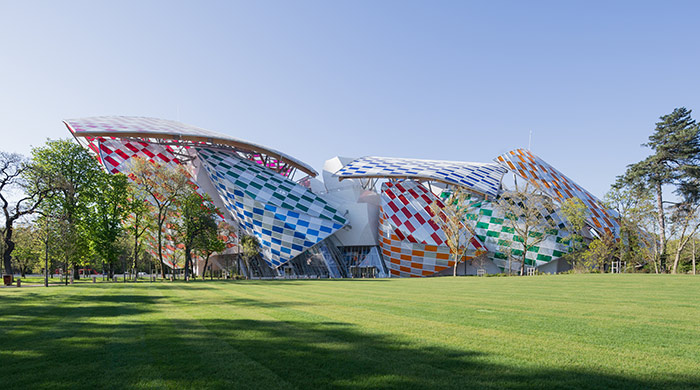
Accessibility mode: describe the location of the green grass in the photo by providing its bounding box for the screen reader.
[1,274,699,389]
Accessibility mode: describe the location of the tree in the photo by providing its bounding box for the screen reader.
[88,172,129,278]
[35,212,63,286]
[32,139,102,280]
[582,232,617,272]
[621,108,700,272]
[124,182,153,281]
[495,183,559,276]
[429,187,480,277]
[129,157,191,278]
[197,221,227,280]
[176,190,220,281]
[0,152,54,278]
[668,202,700,274]
[559,197,589,269]
[605,182,656,272]
[240,234,260,279]
[12,224,42,277]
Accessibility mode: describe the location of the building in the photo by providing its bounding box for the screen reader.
[66,116,619,277]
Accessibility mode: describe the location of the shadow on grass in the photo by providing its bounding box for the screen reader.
[0,288,697,390]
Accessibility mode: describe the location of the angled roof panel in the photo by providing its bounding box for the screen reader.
[197,148,346,267]
[64,116,317,176]
[334,156,507,197]
[495,148,620,236]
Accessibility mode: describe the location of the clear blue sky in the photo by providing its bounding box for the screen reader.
[1,0,699,197]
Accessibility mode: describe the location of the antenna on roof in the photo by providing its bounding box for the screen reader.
[528,130,532,151]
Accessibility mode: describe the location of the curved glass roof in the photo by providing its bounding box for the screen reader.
[64,116,318,176]
[334,156,507,197]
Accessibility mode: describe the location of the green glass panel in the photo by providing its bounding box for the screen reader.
[528,231,543,238]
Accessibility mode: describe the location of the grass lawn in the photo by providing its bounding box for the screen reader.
[1,274,699,389]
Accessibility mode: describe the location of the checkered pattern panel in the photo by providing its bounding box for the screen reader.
[456,194,571,270]
[381,181,446,245]
[379,181,487,277]
[97,138,182,174]
[495,149,620,236]
[197,148,347,267]
[336,156,507,198]
[65,116,317,176]
[66,116,234,140]
[380,228,453,277]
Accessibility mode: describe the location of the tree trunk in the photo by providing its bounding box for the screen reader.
[655,183,667,272]
[453,254,458,277]
[672,249,681,274]
[158,214,166,279]
[618,219,627,265]
[133,229,139,281]
[184,245,191,282]
[520,251,527,276]
[243,256,251,279]
[693,239,696,275]
[672,233,695,274]
[44,229,49,287]
[203,254,210,282]
[3,224,15,277]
